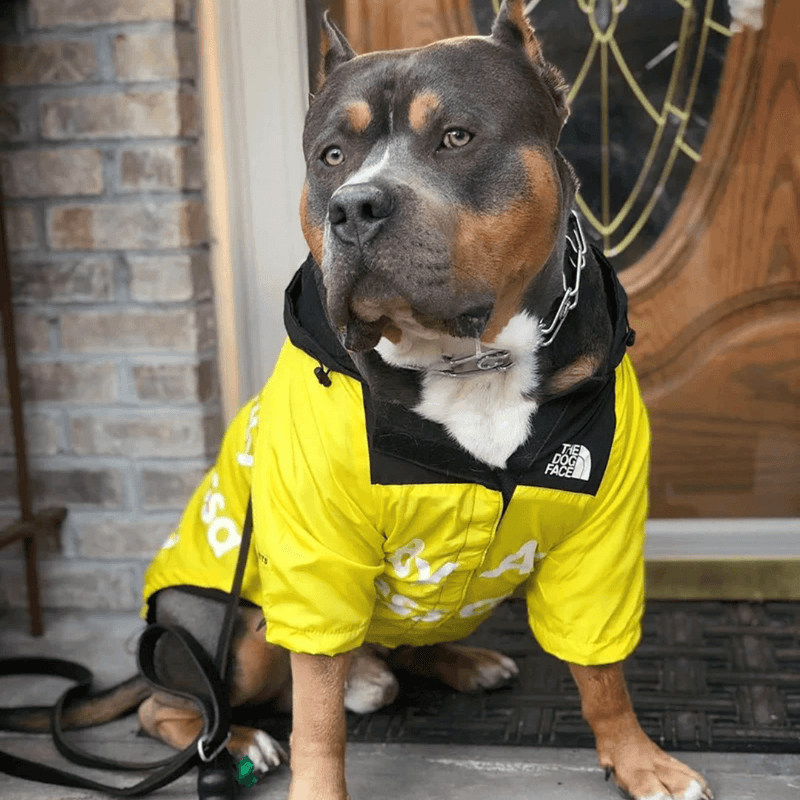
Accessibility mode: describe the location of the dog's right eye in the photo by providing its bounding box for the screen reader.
[321,146,345,166]
[440,128,472,150]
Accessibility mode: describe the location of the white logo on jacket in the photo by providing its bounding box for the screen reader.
[544,443,592,481]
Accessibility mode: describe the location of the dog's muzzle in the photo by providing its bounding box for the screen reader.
[324,179,498,352]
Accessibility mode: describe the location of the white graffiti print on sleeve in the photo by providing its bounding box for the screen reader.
[201,471,241,558]
[236,402,260,468]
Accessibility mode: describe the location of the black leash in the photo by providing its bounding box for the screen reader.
[0,498,255,800]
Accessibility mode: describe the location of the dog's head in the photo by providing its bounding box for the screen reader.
[300,0,576,355]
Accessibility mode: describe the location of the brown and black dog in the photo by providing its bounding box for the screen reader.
[5,4,712,800]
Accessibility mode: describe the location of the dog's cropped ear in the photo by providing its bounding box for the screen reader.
[317,11,356,92]
[491,0,569,125]
[491,0,546,68]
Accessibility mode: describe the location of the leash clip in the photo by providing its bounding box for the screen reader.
[198,731,232,763]
[436,340,513,377]
[539,209,587,348]
[475,350,513,371]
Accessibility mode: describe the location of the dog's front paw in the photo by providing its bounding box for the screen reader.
[229,726,288,776]
[344,645,400,713]
[599,733,712,800]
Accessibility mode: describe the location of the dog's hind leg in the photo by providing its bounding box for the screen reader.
[387,643,519,692]
[141,588,289,776]
[138,693,286,773]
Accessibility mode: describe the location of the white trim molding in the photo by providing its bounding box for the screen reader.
[646,518,800,560]
[198,0,310,421]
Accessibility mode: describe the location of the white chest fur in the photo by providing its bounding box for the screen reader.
[375,313,542,468]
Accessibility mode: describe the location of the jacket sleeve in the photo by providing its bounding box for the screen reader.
[252,342,385,656]
[525,356,650,666]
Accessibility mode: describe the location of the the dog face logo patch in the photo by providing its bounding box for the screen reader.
[544,443,592,481]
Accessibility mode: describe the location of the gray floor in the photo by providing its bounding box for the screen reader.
[1,609,799,800]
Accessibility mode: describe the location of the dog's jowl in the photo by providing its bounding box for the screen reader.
[29,2,713,799]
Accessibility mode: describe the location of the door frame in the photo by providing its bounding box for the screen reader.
[197,0,310,419]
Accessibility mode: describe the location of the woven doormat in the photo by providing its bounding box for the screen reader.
[241,600,800,753]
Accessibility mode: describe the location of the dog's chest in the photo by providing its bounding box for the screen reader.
[375,313,542,468]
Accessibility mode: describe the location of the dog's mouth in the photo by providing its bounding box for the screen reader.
[342,304,494,352]
[326,265,495,352]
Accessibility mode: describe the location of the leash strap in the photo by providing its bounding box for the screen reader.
[0,497,255,798]
[0,635,202,796]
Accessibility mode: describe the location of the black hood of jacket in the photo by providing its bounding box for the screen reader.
[283,246,635,502]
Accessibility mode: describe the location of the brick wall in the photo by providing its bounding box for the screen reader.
[0,0,220,611]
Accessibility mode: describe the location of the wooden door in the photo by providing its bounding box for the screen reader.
[622,0,800,519]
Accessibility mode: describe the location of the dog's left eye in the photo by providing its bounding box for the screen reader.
[321,146,345,166]
[441,129,472,149]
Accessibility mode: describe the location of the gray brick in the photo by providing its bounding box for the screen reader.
[113,30,196,82]
[11,255,114,303]
[0,99,22,141]
[30,0,191,28]
[41,91,199,139]
[13,311,51,354]
[0,557,142,611]
[76,515,176,558]
[132,361,212,402]
[1,148,103,198]
[119,142,203,192]
[196,302,216,352]
[0,40,97,86]
[127,252,209,301]
[20,361,118,402]
[203,410,223,455]
[70,411,216,458]
[3,205,38,250]
[198,358,219,402]
[61,308,202,352]
[131,359,218,403]
[140,465,205,509]
[0,466,125,507]
[47,199,206,249]
[0,409,62,456]
[0,97,37,143]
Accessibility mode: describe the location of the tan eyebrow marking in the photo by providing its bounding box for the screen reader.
[408,91,442,133]
[346,101,372,133]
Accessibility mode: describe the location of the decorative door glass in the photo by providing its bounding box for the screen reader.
[474,0,733,268]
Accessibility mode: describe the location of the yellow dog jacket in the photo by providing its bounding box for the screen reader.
[143,249,649,667]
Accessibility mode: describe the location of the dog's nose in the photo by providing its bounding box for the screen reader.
[328,182,394,246]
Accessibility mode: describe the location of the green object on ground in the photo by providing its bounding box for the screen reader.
[235,756,257,788]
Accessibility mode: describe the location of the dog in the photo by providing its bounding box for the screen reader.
[4,3,712,799]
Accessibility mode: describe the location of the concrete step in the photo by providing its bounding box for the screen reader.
[1,610,798,799]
